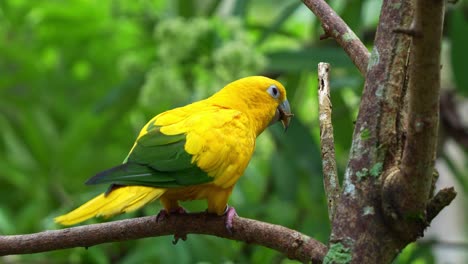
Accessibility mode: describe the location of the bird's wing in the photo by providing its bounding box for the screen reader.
[86,104,254,189]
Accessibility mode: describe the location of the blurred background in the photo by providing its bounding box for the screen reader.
[0,0,466,263]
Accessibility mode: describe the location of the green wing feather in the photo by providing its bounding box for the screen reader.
[86,125,213,188]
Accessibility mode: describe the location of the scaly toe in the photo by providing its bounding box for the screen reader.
[224,206,238,234]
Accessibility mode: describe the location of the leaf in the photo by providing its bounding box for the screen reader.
[449,9,468,96]
[265,48,354,73]
[256,1,302,45]
[205,0,222,16]
[232,0,249,18]
[441,153,468,194]
[340,0,364,32]
[176,0,196,18]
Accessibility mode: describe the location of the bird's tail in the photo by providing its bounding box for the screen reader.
[55,186,166,225]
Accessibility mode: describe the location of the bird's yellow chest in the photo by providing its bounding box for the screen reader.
[184,112,256,189]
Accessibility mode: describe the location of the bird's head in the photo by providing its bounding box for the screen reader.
[211,76,293,134]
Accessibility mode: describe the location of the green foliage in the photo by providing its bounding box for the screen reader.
[0,0,466,263]
[450,7,468,96]
[394,243,435,264]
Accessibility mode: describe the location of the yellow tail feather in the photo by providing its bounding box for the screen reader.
[55,186,166,225]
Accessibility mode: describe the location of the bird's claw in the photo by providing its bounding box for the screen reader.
[155,207,189,244]
[156,207,188,222]
[172,233,187,245]
[224,206,238,234]
[156,209,169,222]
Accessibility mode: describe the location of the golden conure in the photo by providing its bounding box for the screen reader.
[55,76,292,229]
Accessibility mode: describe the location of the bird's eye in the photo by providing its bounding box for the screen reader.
[267,85,280,99]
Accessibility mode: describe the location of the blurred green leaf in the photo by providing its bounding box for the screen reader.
[232,0,248,18]
[0,207,14,234]
[450,9,468,96]
[394,242,435,264]
[340,0,363,32]
[265,48,354,72]
[256,1,302,45]
[441,152,468,194]
[205,0,222,16]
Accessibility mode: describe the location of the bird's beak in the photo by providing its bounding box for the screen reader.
[270,99,293,131]
[278,99,293,131]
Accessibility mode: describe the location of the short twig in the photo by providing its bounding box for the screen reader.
[426,187,457,222]
[318,62,341,222]
[393,28,422,37]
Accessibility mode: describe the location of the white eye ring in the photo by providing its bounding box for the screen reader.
[267,85,280,99]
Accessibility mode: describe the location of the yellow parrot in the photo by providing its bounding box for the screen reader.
[55,76,292,230]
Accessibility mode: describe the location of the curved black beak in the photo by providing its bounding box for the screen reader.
[278,99,292,131]
[269,99,293,131]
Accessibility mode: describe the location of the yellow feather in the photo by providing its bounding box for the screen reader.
[55,186,165,225]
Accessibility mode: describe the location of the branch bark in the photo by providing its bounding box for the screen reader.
[400,0,445,213]
[302,0,370,75]
[382,0,446,242]
[318,62,340,222]
[321,0,450,262]
[0,214,327,263]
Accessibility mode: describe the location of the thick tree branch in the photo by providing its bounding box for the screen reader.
[317,62,340,222]
[302,0,370,75]
[389,0,445,232]
[0,214,327,262]
[326,0,417,262]
[399,0,445,211]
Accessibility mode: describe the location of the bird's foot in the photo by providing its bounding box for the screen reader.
[156,207,188,244]
[172,233,187,245]
[224,206,238,234]
[156,207,187,222]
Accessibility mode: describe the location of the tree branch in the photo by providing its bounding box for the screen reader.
[384,0,445,236]
[325,0,417,262]
[400,0,445,211]
[426,187,457,222]
[302,0,370,75]
[0,214,327,263]
[318,62,340,222]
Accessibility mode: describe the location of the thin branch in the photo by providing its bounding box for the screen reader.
[426,187,457,222]
[317,62,340,222]
[302,0,370,75]
[0,214,327,263]
[399,0,445,216]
